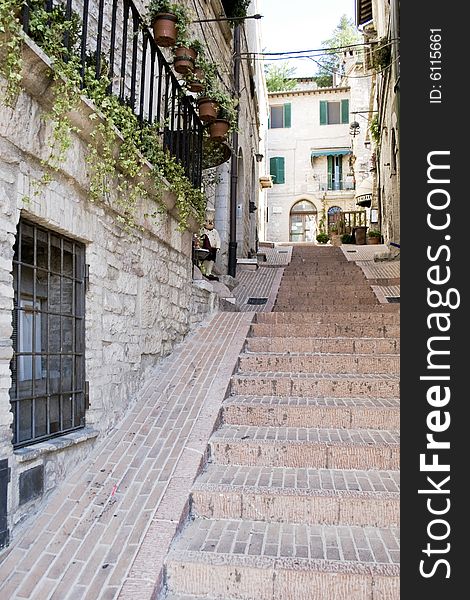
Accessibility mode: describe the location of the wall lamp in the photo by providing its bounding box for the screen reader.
[349,111,378,137]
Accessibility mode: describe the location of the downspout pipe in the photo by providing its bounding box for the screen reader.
[228,24,241,278]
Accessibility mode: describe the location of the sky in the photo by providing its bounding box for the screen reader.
[258,0,357,77]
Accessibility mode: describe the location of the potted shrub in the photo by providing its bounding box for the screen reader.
[196,63,221,122]
[316,232,330,244]
[341,233,353,244]
[185,53,211,93]
[148,1,190,48]
[173,38,203,75]
[367,229,382,244]
[209,101,237,141]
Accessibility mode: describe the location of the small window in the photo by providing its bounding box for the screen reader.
[10,220,86,448]
[269,103,291,128]
[270,157,285,184]
[320,99,349,125]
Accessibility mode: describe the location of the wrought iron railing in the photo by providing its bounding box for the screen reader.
[318,178,356,192]
[19,0,204,188]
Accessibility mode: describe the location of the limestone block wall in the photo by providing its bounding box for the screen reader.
[0,35,217,540]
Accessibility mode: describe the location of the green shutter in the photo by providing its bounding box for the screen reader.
[320,101,327,125]
[338,156,343,189]
[270,157,285,184]
[327,156,333,189]
[277,157,285,184]
[341,99,349,124]
[283,103,291,128]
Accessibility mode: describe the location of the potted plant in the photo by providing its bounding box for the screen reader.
[367,229,382,244]
[316,232,330,244]
[185,53,210,93]
[329,224,342,247]
[173,38,203,75]
[148,1,190,48]
[341,233,353,244]
[209,100,237,141]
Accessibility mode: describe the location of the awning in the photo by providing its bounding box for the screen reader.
[311,149,351,158]
[355,175,373,207]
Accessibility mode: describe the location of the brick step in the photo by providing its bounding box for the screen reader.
[230,373,400,398]
[255,304,400,323]
[165,519,400,600]
[250,323,400,338]
[262,304,400,314]
[275,297,381,307]
[255,311,400,324]
[238,353,399,375]
[276,290,376,299]
[246,336,400,354]
[192,464,400,527]
[210,425,400,470]
[223,396,400,430]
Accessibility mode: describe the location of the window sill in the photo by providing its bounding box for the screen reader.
[14,427,99,464]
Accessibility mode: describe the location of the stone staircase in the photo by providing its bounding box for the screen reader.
[162,245,400,599]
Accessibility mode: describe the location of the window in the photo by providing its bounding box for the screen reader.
[10,220,86,448]
[269,104,291,128]
[320,99,349,125]
[328,155,344,190]
[270,157,285,184]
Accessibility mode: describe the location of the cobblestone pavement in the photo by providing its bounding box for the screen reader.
[0,242,400,599]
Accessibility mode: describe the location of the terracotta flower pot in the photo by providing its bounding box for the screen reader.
[173,46,197,75]
[152,13,178,47]
[209,119,230,141]
[197,97,219,123]
[367,236,381,244]
[187,67,205,93]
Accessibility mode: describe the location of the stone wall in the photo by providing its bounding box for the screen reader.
[0,31,217,540]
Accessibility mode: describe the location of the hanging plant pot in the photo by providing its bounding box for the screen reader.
[187,67,205,93]
[209,119,230,142]
[197,97,219,123]
[202,139,232,169]
[173,46,197,75]
[152,13,178,47]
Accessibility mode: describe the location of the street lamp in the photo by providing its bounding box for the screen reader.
[349,121,360,137]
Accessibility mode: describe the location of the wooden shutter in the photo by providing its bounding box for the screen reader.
[270,157,285,184]
[327,156,333,189]
[283,103,291,128]
[320,101,327,125]
[341,99,349,124]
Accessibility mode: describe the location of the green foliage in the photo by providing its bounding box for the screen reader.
[199,67,238,131]
[265,63,297,93]
[371,37,391,71]
[222,0,251,25]
[315,15,361,82]
[369,114,380,144]
[1,1,206,231]
[341,233,353,243]
[368,229,381,238]
[0,0,24,106]
[316,232,330,244]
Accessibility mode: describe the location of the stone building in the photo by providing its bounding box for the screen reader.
[356,0,400,246]
[0,0,263,547]
[266,80,358,243]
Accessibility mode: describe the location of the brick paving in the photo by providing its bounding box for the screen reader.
[0,242,400,599]
[0,313,253,600]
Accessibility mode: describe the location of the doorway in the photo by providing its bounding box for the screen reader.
[289,200,318,242]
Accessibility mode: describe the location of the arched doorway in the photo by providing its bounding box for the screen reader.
[289,200,317,242]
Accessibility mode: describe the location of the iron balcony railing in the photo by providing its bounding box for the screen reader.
[317,178,356,192]
[19,0,204,188]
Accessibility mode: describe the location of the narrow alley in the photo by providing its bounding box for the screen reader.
[0,244,400,599]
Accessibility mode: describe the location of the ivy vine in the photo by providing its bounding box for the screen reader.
[0,1,206,231]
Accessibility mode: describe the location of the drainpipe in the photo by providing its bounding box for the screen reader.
[228,24,241,278]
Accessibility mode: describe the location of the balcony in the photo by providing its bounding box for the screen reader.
[17,0,204,188]
[315,178,356,192]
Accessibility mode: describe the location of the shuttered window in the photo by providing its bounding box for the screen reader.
[320,99,349,125]
[269,104,292,128]
[270,157,285,184]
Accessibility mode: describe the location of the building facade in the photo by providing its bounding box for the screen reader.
[266,82,358,243]
[356,0,400,246]
[0,0,263,547]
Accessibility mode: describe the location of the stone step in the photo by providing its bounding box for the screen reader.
[256,311,400,324]
[275,297,381,307]
[192,464,400,527]
[165,519,400,600]
[210,425,400,470]
[276,287,375,295]
[246,336,400,354]
[230,372,400,399]
[250,323,400,339]
[223,396,400,430]
[238,353,399,375]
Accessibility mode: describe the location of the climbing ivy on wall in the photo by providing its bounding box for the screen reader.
[0,0,206,231]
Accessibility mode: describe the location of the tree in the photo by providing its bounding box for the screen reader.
[265,63,297,92]
[315,15,361,87]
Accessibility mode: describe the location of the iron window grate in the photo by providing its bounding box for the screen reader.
[10,220,86,448]
[386,297,400,303]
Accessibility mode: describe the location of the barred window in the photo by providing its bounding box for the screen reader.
[10,220,86,448]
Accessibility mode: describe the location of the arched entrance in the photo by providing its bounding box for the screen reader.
[289,200,317,242]
[328,206,342,231]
